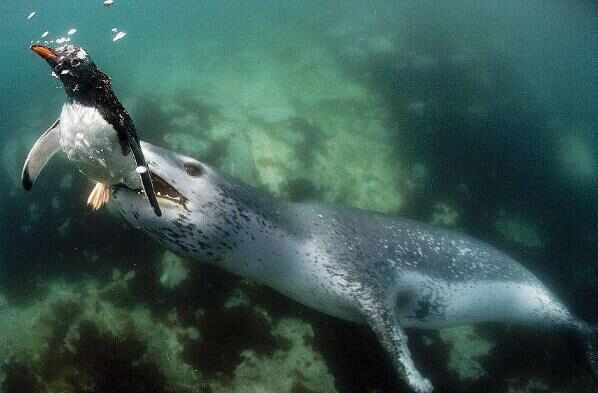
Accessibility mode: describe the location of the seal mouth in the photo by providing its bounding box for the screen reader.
[151,173,187,206]
[114,173,187,208]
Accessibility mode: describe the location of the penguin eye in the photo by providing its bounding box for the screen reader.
[184,162,203,177]
[54,63,63,72]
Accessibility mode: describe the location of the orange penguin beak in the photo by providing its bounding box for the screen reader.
[31,44,58,63]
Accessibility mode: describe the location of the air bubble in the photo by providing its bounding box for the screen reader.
[112,31,127,42]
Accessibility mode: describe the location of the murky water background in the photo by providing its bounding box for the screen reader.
[0,1,597,392]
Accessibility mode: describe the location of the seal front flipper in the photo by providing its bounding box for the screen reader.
[362,301,433,393]
[127,134,162,217]
[21,119,61,190]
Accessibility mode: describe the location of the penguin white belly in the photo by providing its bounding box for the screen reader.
[58,102,137,185]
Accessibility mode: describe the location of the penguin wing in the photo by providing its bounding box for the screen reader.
[126,132,162,216]
[22,119,61,190]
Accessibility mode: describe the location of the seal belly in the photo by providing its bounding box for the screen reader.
[225,226,364,323]
[395,272,574,329]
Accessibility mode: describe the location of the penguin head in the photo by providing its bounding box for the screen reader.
[31,44,99,101]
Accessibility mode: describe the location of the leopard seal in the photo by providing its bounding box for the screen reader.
[110,142,598,392]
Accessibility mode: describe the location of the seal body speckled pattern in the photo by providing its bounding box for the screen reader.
[112,142,589,393]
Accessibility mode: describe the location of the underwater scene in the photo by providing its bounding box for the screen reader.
[1,1,598,392]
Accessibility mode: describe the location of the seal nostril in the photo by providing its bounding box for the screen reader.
[184,162,202,177]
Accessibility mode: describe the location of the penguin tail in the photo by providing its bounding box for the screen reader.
[126,133,162,217]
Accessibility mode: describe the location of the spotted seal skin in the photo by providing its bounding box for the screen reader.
[112,142,597,393]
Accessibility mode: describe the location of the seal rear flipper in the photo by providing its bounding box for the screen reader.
[581,324,598,385]
[126,134,162,217]
[362,302,433,393]
[21,119,61,190]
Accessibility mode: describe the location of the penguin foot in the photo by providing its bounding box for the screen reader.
[87,182,110,211]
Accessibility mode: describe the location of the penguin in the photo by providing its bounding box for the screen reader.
[22,44,161,216]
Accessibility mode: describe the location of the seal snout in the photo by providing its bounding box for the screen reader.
[31,44,58,63]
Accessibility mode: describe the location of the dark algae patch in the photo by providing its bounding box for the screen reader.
[2,362,43,393]
[183,305,279,378]
[2,321,170,393]
[72,322,169,393]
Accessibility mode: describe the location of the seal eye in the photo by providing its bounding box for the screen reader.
[184,162,202,177]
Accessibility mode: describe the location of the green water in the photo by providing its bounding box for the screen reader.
[0,1,597,392]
